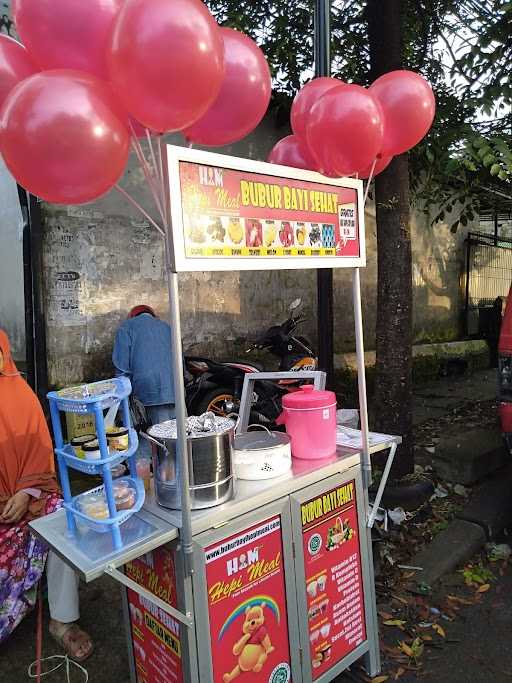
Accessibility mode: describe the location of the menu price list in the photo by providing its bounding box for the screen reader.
[331,554,365,649]
[301,481,366,679]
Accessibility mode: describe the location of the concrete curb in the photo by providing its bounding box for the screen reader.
[408,464,512,590]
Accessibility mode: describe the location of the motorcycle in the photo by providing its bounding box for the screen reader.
[185,299,317,423]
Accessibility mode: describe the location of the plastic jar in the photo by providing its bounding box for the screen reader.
[80,495,109,520]
[71,434,96,459]
[82,440,104,460]
[106,426,129,451]
[113,479,136,510]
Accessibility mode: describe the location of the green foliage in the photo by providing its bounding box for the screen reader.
[206,1,512,229]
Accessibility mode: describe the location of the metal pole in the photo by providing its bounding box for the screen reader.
[160,140,194,576]
[352,268,372,488]
[465,237,471,337]
[314,0,334,387]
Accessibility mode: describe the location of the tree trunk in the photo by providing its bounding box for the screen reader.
[367,0,414,477]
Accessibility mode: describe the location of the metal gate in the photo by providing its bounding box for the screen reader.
[464,231,512,336]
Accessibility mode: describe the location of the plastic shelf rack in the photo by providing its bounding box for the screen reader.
[47,377,144,551]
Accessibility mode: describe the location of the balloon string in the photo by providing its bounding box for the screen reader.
[363,158,378,207]
[157,138,169,227]
[115,184,165,237]
[129,130,166,224]
[145,130,161,188]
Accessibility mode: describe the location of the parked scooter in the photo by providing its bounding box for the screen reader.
[185,299,317,423]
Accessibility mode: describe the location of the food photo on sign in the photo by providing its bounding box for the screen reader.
[301,482,367,679]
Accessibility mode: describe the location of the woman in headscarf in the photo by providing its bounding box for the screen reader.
[0,329,92,660]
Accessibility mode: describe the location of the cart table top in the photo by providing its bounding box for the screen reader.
[30,438,400,582]
[144,441,400,536]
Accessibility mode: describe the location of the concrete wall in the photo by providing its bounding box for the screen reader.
[0,157,25,360]
[39,121,473,387]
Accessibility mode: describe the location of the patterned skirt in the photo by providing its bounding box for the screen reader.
[0,493,61,643]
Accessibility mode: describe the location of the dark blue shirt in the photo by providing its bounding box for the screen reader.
[112,314,175,406]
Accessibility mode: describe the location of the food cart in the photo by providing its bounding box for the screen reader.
[31,145,400,683]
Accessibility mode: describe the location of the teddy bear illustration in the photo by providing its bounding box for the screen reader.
[223,603,274,682]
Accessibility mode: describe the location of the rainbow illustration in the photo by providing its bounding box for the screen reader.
[218,595,281,641]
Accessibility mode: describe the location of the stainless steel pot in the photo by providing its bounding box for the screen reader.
[144,417,235,510]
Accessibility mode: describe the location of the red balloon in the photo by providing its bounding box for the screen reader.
[268,135,317,171]
[358,154,393,179]
[307,84,384,177]
[0,71,130,205]
[291,77,344,140]
[184,28,271,147]
[370,70,435,156]
[12,0,122,80]
[0,35,37,111]
[108,0,224,133]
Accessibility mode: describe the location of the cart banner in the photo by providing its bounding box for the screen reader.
[126,548,183,683]
[167,146,365,271]
[204,516,292,683]
[301,481,367,679]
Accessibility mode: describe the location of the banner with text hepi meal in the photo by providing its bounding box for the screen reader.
[301,481,367,679]
[204,516,292,683]
[176,158,361,266]
[126,548,183,683]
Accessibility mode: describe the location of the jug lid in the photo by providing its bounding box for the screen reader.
[282,384,337,410]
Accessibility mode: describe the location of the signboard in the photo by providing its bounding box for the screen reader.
[126,548,183,683]
[167,146,365,272]
[300,481,366,679]
[204,516,292,683]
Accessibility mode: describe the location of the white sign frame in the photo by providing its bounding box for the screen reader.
[165,144,366,273]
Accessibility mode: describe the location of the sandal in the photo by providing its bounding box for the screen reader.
[49,621,94,663]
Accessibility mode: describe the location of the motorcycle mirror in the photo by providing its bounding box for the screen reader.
[289,298,302,312]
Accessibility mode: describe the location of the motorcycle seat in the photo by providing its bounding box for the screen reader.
[224,360,263,373]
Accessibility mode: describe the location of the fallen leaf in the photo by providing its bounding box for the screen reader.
[391,594,411,606]
[384,619,406,629]
[421,635,433,642]
[379,611,395,620]
[394,668,406,680]
[399,642,414,658]
[432,624,446,638]
[411,638,425,658]
[371,677,389,683]
[477,584,491,594]
[447,595,474,606]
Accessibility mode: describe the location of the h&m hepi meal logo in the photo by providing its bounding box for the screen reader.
[226,547,259,576]
[199,165,224,188]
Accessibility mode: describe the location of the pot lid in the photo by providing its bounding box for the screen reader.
[234,431,290,452]
[148,414,234,439]
[282,384,336,410]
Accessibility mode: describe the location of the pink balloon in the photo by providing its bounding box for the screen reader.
[108,0,224,133]
[291,77,344,140]
[370,70,435,156]
[307,84,384,177]
[0,70,130,205]
[268,135,317,171]
[358,154,393,179]
[12,0,122,80]
[0,35,37,111]
[184,28,271,147]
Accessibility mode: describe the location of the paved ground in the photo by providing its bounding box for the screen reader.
[413,368,497,426]
[1,368,505,682]
[401,565,512,682]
